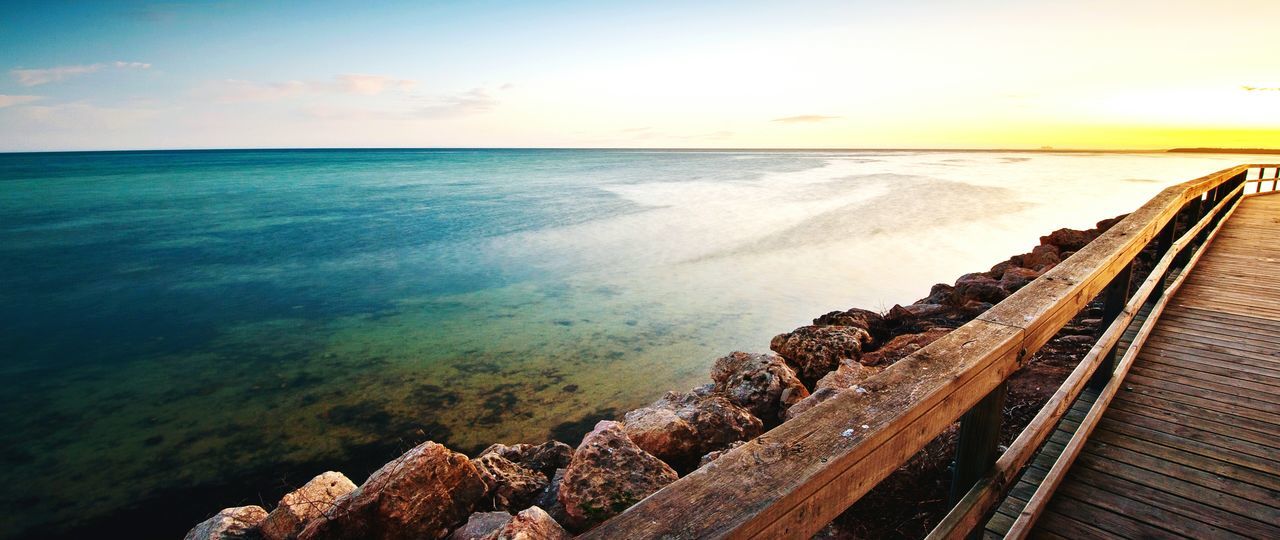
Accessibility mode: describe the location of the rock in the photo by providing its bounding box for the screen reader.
[485,506,570,540]
[812,308,889,342]
[1096,215,1126,233]
[954,273,1009,304]
[890,303,952,319]
[783,386,843,420]
[185,506,268,540]
[298,441,486,540]
[918,283,957,305]
[1023,244,1061,270]
[449,512,513,540]
[998,266,1042,292]
[261,471,357,540]
[698,440,745,467]
[861,328,952,367]
[1041,228,1092,251]
[558,421,678,530]
[709,351,809,421]
[623,390,762,469]
[472,453,549,511]
[770,325,872,383]
[478,442,572,479]
[1057,334,1096,345]
[532,469,569,524]
[815,360,886,393]
[785,360,886,420]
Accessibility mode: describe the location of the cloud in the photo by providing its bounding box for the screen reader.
[200,74,418,102]
[1243,86,1280,92]
[334,74,417,95]
[0,95,42,108]
[771,114,841,124]
[11,61,152,86]
[417,88,498,117]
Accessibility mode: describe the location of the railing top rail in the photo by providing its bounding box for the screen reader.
[581,164,1263,540]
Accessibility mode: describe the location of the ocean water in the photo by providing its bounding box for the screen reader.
[0,149,1261,538]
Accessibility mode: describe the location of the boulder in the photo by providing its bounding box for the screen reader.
[472,453,549,511]
[484,506,571,540]
[811,308,889,342]
[558,421,678,530]
[770,325,872,383]
[998,266,1042,292]
[449,512,514,540]
[954,273,1008,304]
[815,360,886,393]
[298,441,486,540]
[531,468,569,525]
[1041,228,1092,251]
[860,328,952,367]
[477,442,572,479]
[622,390,762,469]
[709,351,809,421]
[1023,244,1061,270]
[185,506,268,540]
[783,386,842,420]
[261,471,357,540]
[698,440,746,467]
[917,283,957,305]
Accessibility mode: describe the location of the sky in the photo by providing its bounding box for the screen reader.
[0,0,1277,151]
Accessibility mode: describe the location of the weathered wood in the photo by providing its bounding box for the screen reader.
[1003,182,1232,539]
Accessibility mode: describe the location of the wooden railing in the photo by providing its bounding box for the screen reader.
[581,163,1280,540]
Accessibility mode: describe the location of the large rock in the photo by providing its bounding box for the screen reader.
[860,328,952,367]
[622,390,762,470]
[185,506,268,540]
[770,325,872,383]
[998,266,1042,293]
[954,273,1009,304]
[450,512,514,540]
[472,453,549,511]
[1022,244,1061,270]
[812,308,889,342]
[532,468,569,524]
[785,361,887,420]
[484,506,571,540]
[698,440,745,467]
[1041,228,1092,251]
[298,441,486,540]
[709,351,809,421]
[478,441,572,479]
[262,471,357,540]
[558,421,678,530]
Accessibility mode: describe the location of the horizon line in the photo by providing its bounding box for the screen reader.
[3,146,1277,155]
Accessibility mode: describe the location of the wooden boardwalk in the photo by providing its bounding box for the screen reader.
[988,194,1280,538]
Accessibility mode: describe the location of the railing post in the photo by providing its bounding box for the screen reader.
[950,382,1008,505]
[1089,260,1133,389]
[1150,221,1177,301]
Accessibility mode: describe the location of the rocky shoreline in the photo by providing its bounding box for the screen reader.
[185,215,1142,540]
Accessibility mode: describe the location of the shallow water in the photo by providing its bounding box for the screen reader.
[0,149,1261,538]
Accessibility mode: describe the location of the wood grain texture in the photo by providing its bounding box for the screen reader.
[1027,191,1280,538]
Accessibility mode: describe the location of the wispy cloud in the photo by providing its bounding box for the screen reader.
[417,88,498,117]
[771,114,841,124]
[11,61,152,86]
[0,95,43,108]
[1243,86,1280,92]
[200,74,418,102]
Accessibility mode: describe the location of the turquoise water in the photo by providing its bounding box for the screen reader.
[0,149,1257,538]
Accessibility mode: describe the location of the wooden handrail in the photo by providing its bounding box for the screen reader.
[581,164,1277,540]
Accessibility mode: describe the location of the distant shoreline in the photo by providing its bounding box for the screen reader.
[1167,147,1280,154]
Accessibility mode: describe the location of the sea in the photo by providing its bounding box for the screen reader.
[0,149,1264,538]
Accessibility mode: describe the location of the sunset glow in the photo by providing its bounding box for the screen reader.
[1,0,1277,151]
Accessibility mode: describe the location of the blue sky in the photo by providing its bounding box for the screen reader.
[1,1,1278,150]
